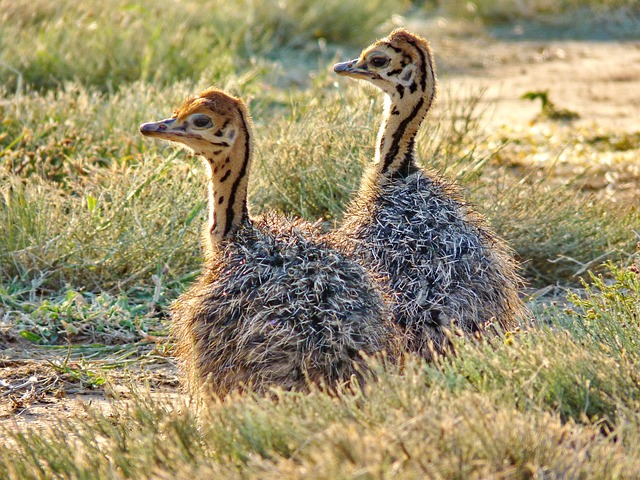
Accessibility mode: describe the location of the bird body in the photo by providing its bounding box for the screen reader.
[332,29,526,358]
[172,213,392,397]
[140,88,393,397]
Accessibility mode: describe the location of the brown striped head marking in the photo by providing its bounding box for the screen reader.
[139,87,250,160]
[334,28,436,102]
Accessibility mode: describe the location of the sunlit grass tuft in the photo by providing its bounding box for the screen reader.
[2,257,639,477]
[4,277,640,480]
[1,155,205,293]
[0,0,408,92]
[482,182,639,285]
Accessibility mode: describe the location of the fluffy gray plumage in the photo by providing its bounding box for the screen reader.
[331,169,526,359]
[140,87,398,398]
[331,28,527,359]
[172,213,395,398]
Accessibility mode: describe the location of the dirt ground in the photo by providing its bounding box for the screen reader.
[2,29,639,428]
[442,35,640,205]
[0,339,179,428]
[409,16,640,131]
[445,39,640,131]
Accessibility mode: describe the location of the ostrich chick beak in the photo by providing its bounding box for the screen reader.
[139,118,177,137]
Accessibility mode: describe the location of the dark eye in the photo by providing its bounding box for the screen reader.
[192,115,212,128]
[369,55,389,69]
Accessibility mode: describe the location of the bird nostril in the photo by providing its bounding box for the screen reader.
[158,124,167,130]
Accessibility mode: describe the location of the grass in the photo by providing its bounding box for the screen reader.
[2,261,640,477]
[0,0,408,92]
[1,0,640,477]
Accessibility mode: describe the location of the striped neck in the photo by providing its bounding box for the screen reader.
[372,34,436,182]
[203,115,253,244]
[374,90,431,181]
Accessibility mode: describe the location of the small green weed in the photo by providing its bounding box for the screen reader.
[522,90,580,121]
[2,281,170,345]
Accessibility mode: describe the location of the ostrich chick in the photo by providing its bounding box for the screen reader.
[140,88,394,398]
[331,29,527,359]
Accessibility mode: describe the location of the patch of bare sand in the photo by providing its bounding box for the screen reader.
[1,339,180,430]
[403,16,640,131]
[443,40,640,131]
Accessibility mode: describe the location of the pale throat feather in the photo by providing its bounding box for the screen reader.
[374,96,393,165]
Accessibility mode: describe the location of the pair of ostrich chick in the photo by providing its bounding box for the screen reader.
[140,29,526,398]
